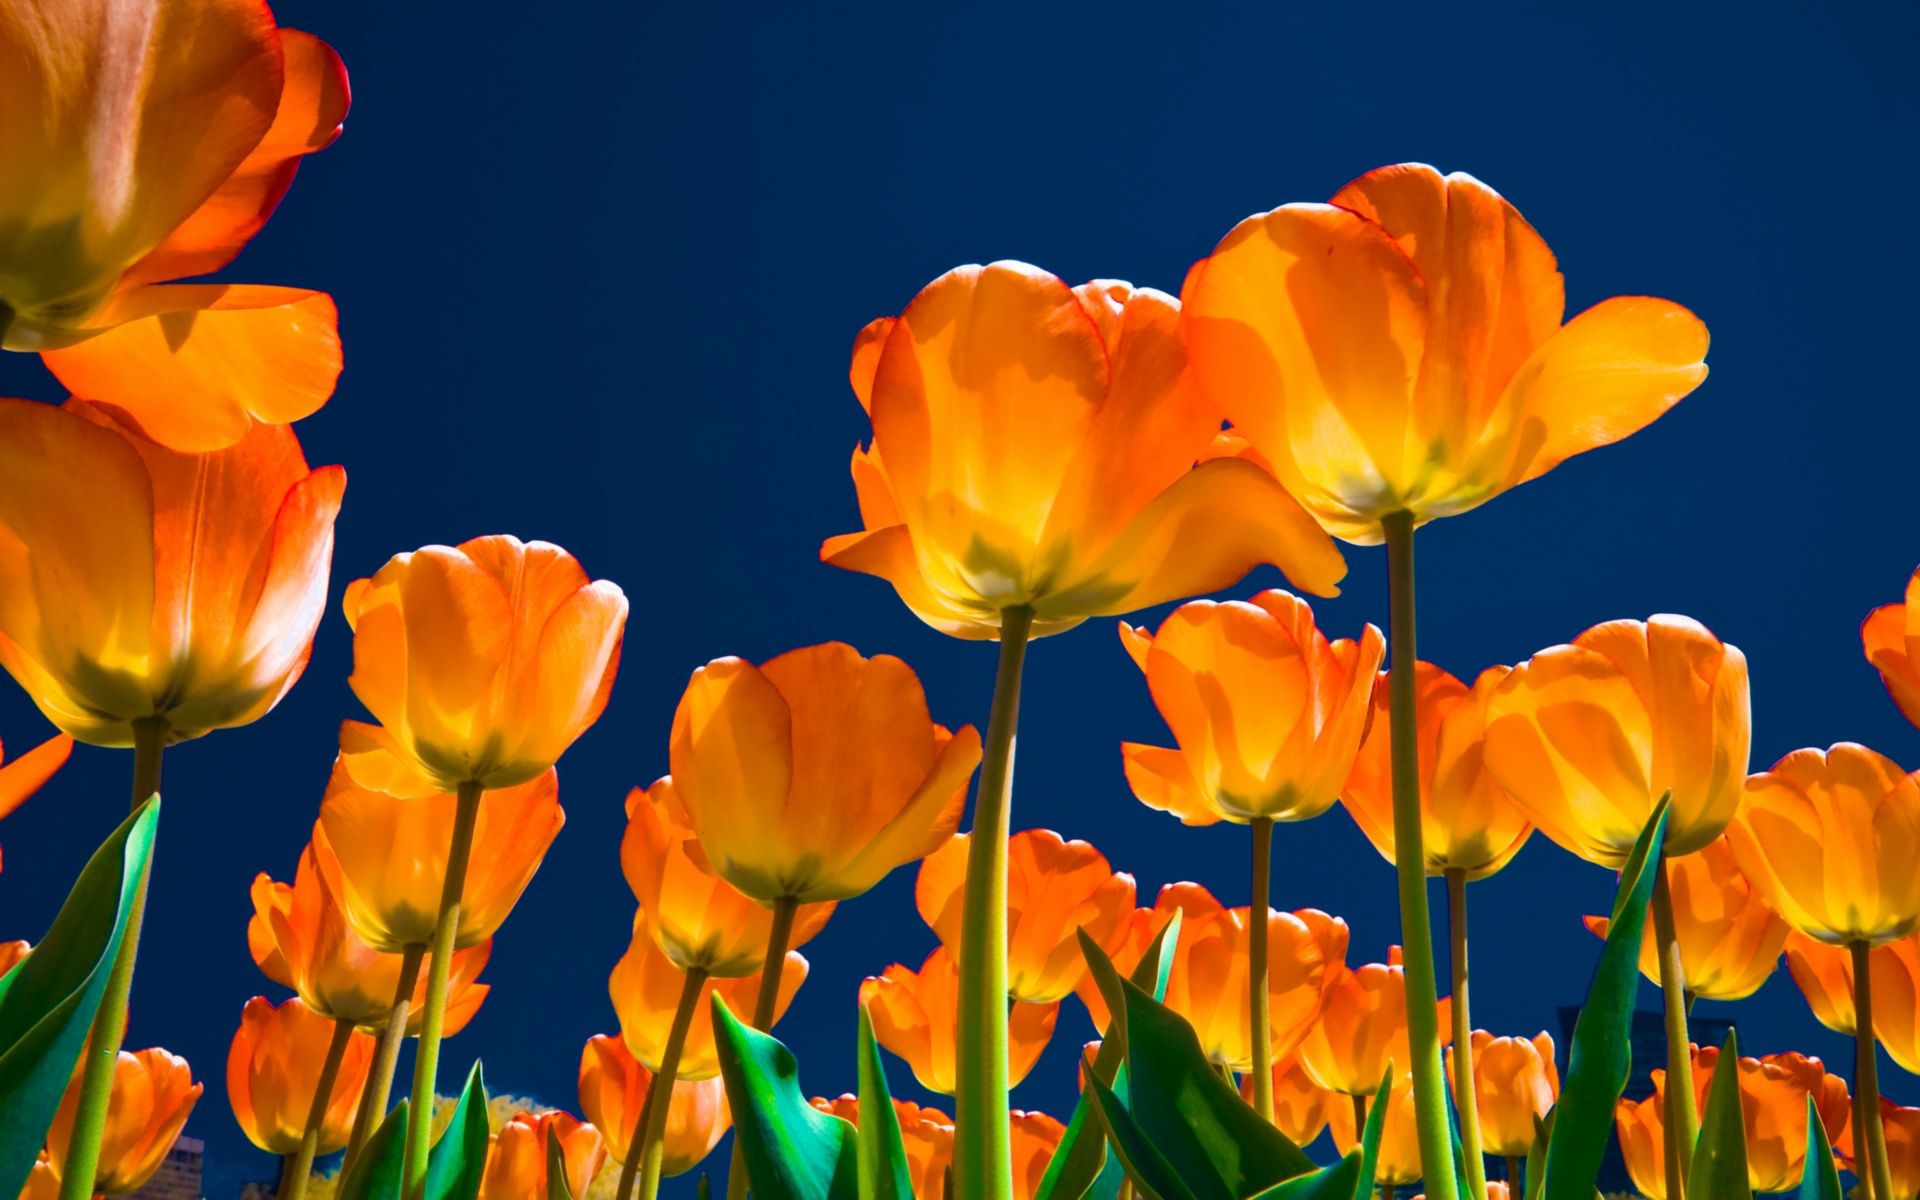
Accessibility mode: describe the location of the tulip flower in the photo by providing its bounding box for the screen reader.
[1239,1055,1336,1148]
[1328,1075,1423,1186]
[1009,1111,1065,1200]
[21,1157,57,1200]
[810,1097,953,1200]
[480,1111,606,1200]
[916,830,1134,1004]
[608,918,806,1085]
[1883,1100,1920,1200]
[1786,926,1920,1155]
[579,1035,729,1175]
[861,947,1058,1095]
[1447,1032,1557,1163]
[0,731,72,873]
[0,0,349,450]
[0,939,28,975]
[46,1049,201,1195]
[1583,837,1787,1002]
[1299,948,1452,1099]
[1864,566,1920,731]
[1615,1093,1670,1200]
[226,996,373,1157]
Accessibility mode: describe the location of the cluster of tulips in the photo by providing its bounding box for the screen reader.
[2,4,1919,1200]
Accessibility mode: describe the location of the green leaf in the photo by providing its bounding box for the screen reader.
[547,1107,575,1200]
[1245,1153,1364,1200]
[1354,1066,1393,1200]
[1691,1031,1750,1200]
[1522,1108,1553,1200]
[1795,1096,1842,1200]
[0,797,160,1200]
[1082,1068,1200,1200]
[424,1061,491,1200]
[1542,798,1670,1200]
[712,994,857,1200]
[337,1101,410,1200]
[854,1005,911,1200]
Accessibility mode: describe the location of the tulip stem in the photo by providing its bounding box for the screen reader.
[723,897,800,1200]
[1352,1093,1368,1139]
[1446,869,1489,1199]
[343,944,425,1172]
[1249,816,1276,1122]
[1649,858,1695,1200]
[400,780,484,1200]
[1852,939,1895,1200]
[622,967,708,1200]
[281,1018,355,1200]
[1381,510,1458,1200]
[1506,1155,1523,1194]
[954,604,1034,1200]
[58,717,167,1200]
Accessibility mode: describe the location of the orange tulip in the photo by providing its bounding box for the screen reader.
[1118,591,1383,827]
[1009,1111,1065,1200]
[668,642,981,903]
[1728,744,1920,947]
[820,261,1347,640]
[0,398,343,746]
[1299,947,1453,1096]
[1785,931,1920,1073]
[578,1034,728,1175]
[343,535,627,790]
[1864,566,1920,730]
[810,1096,953,1200]
[0,731,72,873]
[1343,663,1530,878]
[620,778,833,976]
[1180,162,1709,545]
[249,843,491,1032]
[1583,837,1786,1002]
[1616,1092,1671,1200]
[1239,1055,1336,1147]
[479,1111,606,1200]
[860,946,1057,1095]
[226,995,373,1156]
[1883,1100,1920,1200]
[1071,906,1163,1032]
[608,917,805,1081]
[916,829,1134,1003]
[0,939,28,975]
[20,1156,56,1200]
[46,1048,201,1195]
[0,0,349,450]
[1447,1032,1557,1157]
[1484,616,1751,866]
[1328,1075,1422,1185]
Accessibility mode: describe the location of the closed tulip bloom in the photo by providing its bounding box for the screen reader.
[479,1111,605,1200]
[1623,1048,1851,1197]
[578,1035,728,1174]
[1239,1055,1335,1147]
[0,731,72,873]
[0,0,349,449]
[1484,615,1751,865]
[1883,1101,1920,1200]
[1119,592,1383,827]
[46,1048,201,1195]
[1583,837,1787,1001]
[810,1096,953,1200]
[1009,1111,1065,1200]
[916,830,1134,1003]
[1300,948,1452,1096]
[861,946,1057,1095]
[1785,931,1920,1073]
[1328,1075,1422,1185]
[821,262,1348,639]
[1180,162,1709,545]
[1616,1093,1670,1200]
[669,642,981,905]
[609,919,805,1081]
[1447,1032,1557,1157]
[0,399,343,746]
[1728,744,1920,946]
[0,939,27,975]
[1344,663,1530,878]
[1864,567,1920,730]
[344,535,627,791]
[620,778,833,976]
[226,995,373,1156]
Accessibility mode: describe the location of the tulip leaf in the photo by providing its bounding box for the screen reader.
[547,1113,575,1200]
[1796,1095,1842,1200]
[1542,798,1670,1200]
[1244,1153,1364,1200]
[0,797,159,1200]
[854,1005,912,1200]
[1523,1108,1553,1200]
[1691,1030,1750,1200]
[337,1101,410,1200]
[425,1060,491,1200]
[1354,1065,1393,1200]
[712,995,858,1200]
[1083,1068,1201,1200]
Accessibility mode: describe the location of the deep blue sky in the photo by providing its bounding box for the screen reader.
[3,3,1918,1196]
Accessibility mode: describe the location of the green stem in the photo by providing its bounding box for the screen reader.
[953,605,1034,1200]
[400,780,484,1200]
[343,944,426,1172]
[723,897,799,1200]
[627,968,708,1200]
[1352,1093,1369,1143]
[1446,869,1488,1199]
[1249,816,1275,1122]
[1650,858,1695,1199]
[281,1018,356,1200]
[1381,511,1457,1200]
[1852,940,1895,1200]
[58,717,166,1200]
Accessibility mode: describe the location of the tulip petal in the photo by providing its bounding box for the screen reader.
[0,734,72,821]
[821,525,1001,640]
[1120,742,1222,827]
[669,657,795,897]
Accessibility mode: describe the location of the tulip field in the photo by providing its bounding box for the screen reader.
[0,5,1916,1200]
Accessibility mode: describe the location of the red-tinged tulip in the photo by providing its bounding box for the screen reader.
[578,1035,728,1175]
[1625,1046,1851,1195]
[0,939,27,975]
[1864,566,1920,731]
[609,917,805,1081]
[1153,883,1348,1071]
[479,1111,605,1200]
[1180,162,1708,545]
[810,1096,953,1199]
[0,0,349,450]
[343,535,626,790]
[1328,1075,1422,1185]
[249,843,491,1032]
[1485,616,1751,866]
[860,945,1057,1096]
[46,1048,201,1195]
[821,262,1348,640]
[1583,837,1787,1002]
[1446,1032,1557,1157]
[226,995,373,1156]
[0,732,72,873]
[620,778,833,976]
[0,399,342,746]
[1240,1055,1336,1147]
[1785,931,1920,1073]
[1118,592,1382,827]
[1883,1100,1920,1200]
[669,642,981,904]
[1343,663,1530,879]
[1009,1111,1065,1200]
[916,830,1134,1003]
[1728,744,1920,947]
[1299,947,1453,1096]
